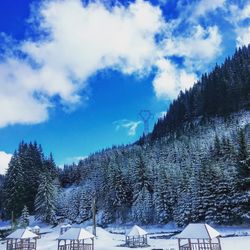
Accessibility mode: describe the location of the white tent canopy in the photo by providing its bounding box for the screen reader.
[58,228,94,240]
[6,229,38,239]
[127,225,147,237]
[176,223,220,239]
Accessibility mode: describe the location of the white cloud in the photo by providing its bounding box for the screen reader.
[226,2,250,47]
[156,1,227,101]
[163,25,222,71]
[236,26,250,47]
[114,119,142,136]
[0,0,240,125]
[227,3,250,25]
[0,151,12,175]
[153,59,197,99]
[151,1,223,99]
[193,0,225,17]
[241,3,250,19]
[0,0,164,127]
[0,59,50,127]
[27,0,163,74]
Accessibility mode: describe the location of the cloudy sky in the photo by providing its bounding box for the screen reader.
[0,0,249,173]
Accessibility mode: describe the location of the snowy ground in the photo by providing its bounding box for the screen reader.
[1,222,250,250]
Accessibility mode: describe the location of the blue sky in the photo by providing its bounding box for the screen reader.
[0,0,250,172]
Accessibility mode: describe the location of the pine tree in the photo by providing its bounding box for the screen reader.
[173,169,193,226]
[205,165,219,223]
[35,174,57,224]
[213,135,221,158]
[131,154,154,224]
[111,166,131,223]
[0,175,4,217]
[131,186,154,224]
[3,151,25,218]
[189,166,203,223]
[3,142,58,219]
[154,168,174,224]
[77,187,92,223]
[67,188,81,222]
[44,154,58,180]
[235,129,250,221]
[22,142,44,212]
[20,205,29,227]
[133,154,153,196]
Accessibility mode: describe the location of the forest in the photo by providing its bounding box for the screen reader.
[0,45,250,227]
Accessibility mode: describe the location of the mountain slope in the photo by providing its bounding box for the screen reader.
[57,45,250,226]
[151,45,250,141]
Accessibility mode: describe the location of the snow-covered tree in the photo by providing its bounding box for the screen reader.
[3,151,25,218]
[20,205,29,227]
[2,142,58,219]
[131,154,154,224]
[235,129,250,222]
[77,187,92,223]
[35,174,57,224]
[154,167,174,224]
[67,188,81,222]
[132,186,154,224]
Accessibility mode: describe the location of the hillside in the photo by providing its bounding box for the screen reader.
[150,45,250,141]
[57,110,250,226]
[56,46,250,226]
[1,45,250,227]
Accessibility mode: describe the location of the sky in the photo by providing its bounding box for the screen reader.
[0,0,250,174]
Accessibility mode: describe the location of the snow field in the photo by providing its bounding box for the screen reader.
[1,225,250,250]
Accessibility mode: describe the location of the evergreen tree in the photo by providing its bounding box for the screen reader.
[3,151,25,218]
[154,168,174,224]
[77,187,92,223]
[133,154,153,196]
[35,174,57,224]
[0,175,4,217]
[203,163,220,223]
[238,129,250,184]
[111,166,131,222]
[44,154,58,181]
[235,129,250,221]
[132,186,154,224]
[173,168,193,226]
[131,155,154,224]
[3,142,58,218]
[20,205,29,227]
[22,142,44,212]
[213,135,221,158]
[67,188,81,222]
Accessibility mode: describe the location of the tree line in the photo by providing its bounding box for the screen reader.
[57,124,250,226]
